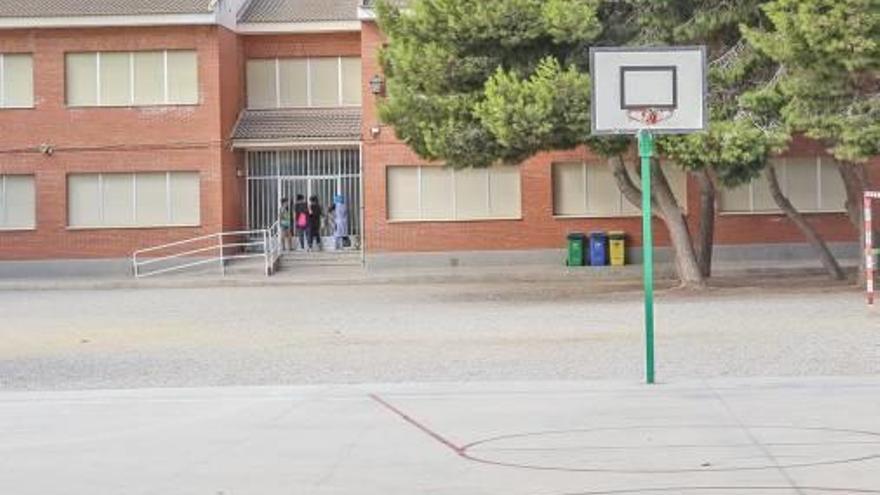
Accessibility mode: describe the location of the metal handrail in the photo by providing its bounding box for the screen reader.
[265,221,282,274]
[132,227,279,278]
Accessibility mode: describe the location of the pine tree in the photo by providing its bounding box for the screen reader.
[376,0,865,285]
[744,0,880,280]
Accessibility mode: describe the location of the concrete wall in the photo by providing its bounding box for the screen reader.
[365,242,861,270]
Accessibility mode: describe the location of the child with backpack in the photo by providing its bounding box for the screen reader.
[294,194,309,250]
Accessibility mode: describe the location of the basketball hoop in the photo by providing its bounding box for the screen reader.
[590,46,707,135]
[626,107,675,126]
[589,46,709,385]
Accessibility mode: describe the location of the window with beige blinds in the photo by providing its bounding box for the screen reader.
[310,58,340,107]
[454,167,490,219]
[66,50,199,107]
[553,162,687,217]
[99,52,131,106]
[719,157,846,213]
[1,54,34,108]
[246,57,362,109]
[68,172,200,228]
[386,167,419,220]
[489,165,522,218]
[246,59,277,110]
[166,51,199,104]
[387,165,522,221]
[134,173,168,226]
[341,57,362,105]
[0,175,36,230]
[102,173,135,227]
[133,52,165,105]
[278,59,308,107]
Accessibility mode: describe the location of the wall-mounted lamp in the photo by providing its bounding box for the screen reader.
[369,74,385,96]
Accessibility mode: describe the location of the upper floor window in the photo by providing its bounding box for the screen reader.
[0,53,34,109]
[65,50,198,107]
[719,156,846,214]
[246,57,362,109]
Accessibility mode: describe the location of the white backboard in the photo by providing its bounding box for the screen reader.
[590,46,708,135]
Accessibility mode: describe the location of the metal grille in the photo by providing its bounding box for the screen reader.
[246,148,362,241]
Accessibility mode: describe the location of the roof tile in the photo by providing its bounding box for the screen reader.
[232,108,362,143]
[238,0,359,23]
[0,0,215,18]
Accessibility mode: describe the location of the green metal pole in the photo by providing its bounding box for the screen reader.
[638,130,656,385]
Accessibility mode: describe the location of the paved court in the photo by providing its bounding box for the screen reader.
[2,378,880,494]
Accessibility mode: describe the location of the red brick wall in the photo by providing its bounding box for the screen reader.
[0,21,874,262]
[217,27,245,232]
[361,21,871,254]
[242,31,361,59]
[0,25,228,260]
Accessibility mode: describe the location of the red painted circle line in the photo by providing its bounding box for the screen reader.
[459,425,880,474]
[369,394,880,475]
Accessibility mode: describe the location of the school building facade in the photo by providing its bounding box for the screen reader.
[0,0,874,274]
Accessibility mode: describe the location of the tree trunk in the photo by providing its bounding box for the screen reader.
[694,170,716,278]
[608,155,706,288]
[650,159,705,288]
[837,162,871,284]
[608,155,659,212]
[766,164,845,280]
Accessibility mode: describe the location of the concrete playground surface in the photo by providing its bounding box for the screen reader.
[2,377,880,494]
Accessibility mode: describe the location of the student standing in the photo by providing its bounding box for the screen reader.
[307,195,323,251]
[331,195,349,250]
[278,198,293,252]
[294,194,309,250]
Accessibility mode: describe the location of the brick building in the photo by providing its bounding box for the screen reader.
[0,0,873,274]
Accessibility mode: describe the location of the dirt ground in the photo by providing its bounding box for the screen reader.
[1,275,878,390]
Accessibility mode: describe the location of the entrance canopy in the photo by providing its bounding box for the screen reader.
[231,107,362,148]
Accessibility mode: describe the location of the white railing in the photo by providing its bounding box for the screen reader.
[265,221,283,273]
[132,225,282,278]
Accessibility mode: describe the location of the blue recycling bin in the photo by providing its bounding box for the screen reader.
[589,231,608,266]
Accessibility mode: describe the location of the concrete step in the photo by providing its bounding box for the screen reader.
[280,250,363,267]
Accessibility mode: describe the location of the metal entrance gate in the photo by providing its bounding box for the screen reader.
[246,148,362,243]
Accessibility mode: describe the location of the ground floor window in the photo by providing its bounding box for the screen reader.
[68,172,200,228]
[0,174,35,230]
[719,157,846,214]
[552,161,687,217]
[387,165,521,221]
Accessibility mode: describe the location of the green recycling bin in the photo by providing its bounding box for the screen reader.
[566,233,587,267]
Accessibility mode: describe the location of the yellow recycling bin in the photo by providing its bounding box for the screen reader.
[609,231,626,266]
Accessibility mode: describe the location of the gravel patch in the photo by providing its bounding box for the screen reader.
[1,280,878,390]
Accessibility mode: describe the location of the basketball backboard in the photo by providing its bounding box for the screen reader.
[590,46,708,135]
